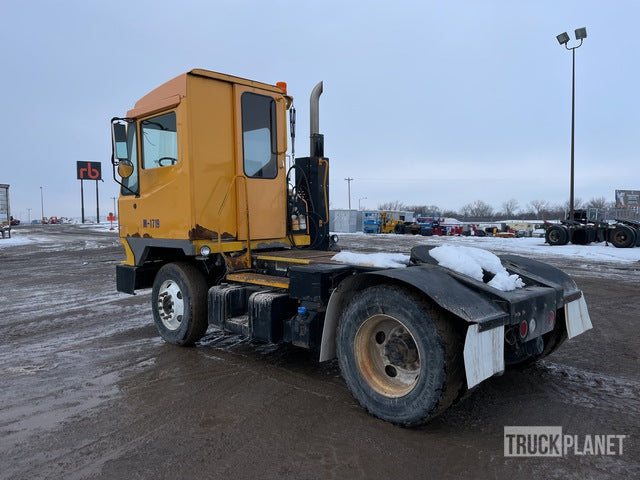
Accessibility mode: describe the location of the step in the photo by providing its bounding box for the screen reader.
[224,315,249,336]
[255,250,339,265]
[225,272,290,289]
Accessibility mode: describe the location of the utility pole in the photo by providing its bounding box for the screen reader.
[345,177,353,210]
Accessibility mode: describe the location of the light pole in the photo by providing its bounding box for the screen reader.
[345,177,353,209]
[556,27,587,221]
[40,186,44,223]
[358,197,367,210]
[27,208,32,224]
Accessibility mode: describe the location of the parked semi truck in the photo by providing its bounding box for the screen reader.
[545,209,640,248]
[110,69,591,426]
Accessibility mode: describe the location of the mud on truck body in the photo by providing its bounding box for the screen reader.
[110,69,591,426]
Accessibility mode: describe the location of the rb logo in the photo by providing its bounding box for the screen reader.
[76,161,102,180]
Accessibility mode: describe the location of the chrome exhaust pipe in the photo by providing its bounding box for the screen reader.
[309,81,324,157]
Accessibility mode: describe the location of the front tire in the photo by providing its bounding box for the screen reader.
[151,262,208,346]
[336,285,464,426]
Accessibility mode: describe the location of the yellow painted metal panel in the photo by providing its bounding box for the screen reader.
[187,75,237,241]
[226,272,290,289]
[233,84,287,241]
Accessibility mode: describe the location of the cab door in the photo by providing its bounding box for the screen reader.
[234,86,287,241]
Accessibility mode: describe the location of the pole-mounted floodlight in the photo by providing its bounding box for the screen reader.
[575,27,587,40]
[556,27,587,221]
[556,32,570,45]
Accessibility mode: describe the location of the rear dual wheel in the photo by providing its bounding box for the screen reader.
[610,225,637,248]
[337,285,464,426]
[545,225,569,246]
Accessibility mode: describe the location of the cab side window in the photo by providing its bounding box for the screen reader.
[241,93,277,178]
[141,112,178,169]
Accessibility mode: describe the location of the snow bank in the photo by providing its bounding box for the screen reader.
[428,245,525,291]
[0,235,34,247]
[331,251,410,268]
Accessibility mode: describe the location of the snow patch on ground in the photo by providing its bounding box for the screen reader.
[336,233,640,264]
[331,251,410,268]
[0,234,35,247]
[429,245,525,291]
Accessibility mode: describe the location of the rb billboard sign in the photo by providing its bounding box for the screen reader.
[76,161,102,180]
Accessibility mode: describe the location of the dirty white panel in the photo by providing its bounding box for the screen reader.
[565,295,593,339]
[463,324,505,388]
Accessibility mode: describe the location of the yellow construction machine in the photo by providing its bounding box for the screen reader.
[110,69,591,426]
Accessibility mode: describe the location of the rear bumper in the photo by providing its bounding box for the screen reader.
[464,292,591,388]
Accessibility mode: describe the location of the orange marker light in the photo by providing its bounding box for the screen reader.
[276,81,287,94]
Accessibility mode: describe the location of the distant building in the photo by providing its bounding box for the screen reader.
[0,184,10,227]
[330,209,363,233]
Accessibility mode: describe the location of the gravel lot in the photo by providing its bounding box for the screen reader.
[1,224,638,479]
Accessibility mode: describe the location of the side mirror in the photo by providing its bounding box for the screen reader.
[117,159,134,178]
[112,122,129,161]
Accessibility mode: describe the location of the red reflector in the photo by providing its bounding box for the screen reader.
[519,320,528,338]
[548,311,555,326]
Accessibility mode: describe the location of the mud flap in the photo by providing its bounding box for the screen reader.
[463,324,505,388]
[564,295,592,339]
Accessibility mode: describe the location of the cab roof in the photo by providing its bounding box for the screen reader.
[127,69,285,118]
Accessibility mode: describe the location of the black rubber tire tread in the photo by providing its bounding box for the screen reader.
[610,225,636,248]
[151,262,208,347]
[570,227,589,245]
[336,285,465,427]
[545,225,568,246]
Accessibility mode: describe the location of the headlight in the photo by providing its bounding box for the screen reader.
[199,245,211,257]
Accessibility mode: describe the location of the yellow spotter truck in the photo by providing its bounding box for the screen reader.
[110,69,591,426]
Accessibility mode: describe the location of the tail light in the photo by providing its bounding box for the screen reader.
[519,320,528,338]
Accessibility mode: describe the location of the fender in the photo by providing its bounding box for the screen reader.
[319,264,509,361]
[498,254,581,305]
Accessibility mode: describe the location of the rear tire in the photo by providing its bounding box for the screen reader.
[610,225,636,248]
[545,225,568,246]
[336,285,464,426]
[151,262,208,346]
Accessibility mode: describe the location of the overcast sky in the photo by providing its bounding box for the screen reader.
[1,0,638,220]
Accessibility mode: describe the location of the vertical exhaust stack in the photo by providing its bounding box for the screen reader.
[292,80,332,250]
[309,81,324,158]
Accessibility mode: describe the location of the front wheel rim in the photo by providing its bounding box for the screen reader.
[157,280,185,331]
[354,314,421,398]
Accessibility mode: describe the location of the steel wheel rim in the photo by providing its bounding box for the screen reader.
[354,314,421,398]
[548,229,561,242]
[157,280,184,331]
[614,231,628,243]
